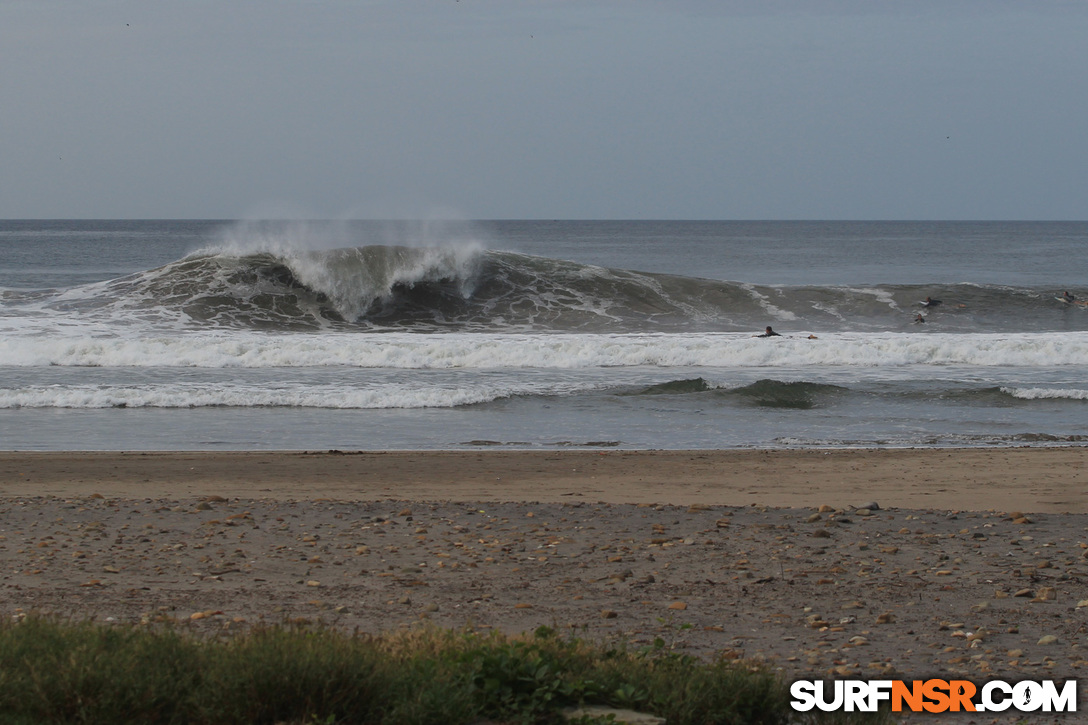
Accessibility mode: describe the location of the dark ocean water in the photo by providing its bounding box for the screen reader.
[2,219,1087,450]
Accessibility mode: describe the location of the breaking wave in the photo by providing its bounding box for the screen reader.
[1000,386,1088,400]
[6,244,1088,333]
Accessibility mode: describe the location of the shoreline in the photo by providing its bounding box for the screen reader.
[2,447,1087,512]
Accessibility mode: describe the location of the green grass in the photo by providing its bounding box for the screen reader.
[0,616,890,725]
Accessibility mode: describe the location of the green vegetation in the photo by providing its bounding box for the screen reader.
[0,616,888,725]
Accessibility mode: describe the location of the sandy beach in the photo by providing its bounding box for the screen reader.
[2,448,1088,722]
[3,447,1088,511]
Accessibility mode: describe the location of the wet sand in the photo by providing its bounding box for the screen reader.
[2,448,1087,722]
[2,447,1087,511]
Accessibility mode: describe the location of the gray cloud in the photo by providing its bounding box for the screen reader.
[2,1,1086,219]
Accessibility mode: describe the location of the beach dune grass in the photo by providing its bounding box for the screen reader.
[0,616,887,724]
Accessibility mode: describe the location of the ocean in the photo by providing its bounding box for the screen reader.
[1,219,1087,451]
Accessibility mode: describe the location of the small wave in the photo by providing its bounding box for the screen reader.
[1000,387,1088,401]
[772,433,1088,448]
[0,379,601,410]
[722,379,847,409]
[1009,433,1088,442]
[630,378,714,395]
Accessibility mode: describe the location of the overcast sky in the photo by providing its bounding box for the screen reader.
[3,1,1086,220]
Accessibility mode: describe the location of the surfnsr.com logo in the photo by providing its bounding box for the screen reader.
[790,679,1076,714]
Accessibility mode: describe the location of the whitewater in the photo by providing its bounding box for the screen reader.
[3,331,1088,371]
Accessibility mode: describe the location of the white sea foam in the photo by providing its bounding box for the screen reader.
[742,284,799,322]
[0,379,601,409]
[3,332,1088,369]
[853,287,901,309]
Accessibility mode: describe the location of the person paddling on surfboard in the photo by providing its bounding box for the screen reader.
[921,296,942,308]
[756,326,781,338]
[1062,291,1076,303]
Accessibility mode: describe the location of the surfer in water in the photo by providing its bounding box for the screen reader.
[1062,291,1076,303]
[756,326,781,337]
[914,313,925,324]
[921,296,942,308]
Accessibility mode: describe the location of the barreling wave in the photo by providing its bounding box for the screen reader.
[6,245,1088,333]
